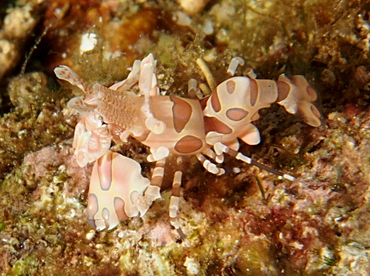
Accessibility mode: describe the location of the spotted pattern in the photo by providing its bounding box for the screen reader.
[226,80,236,94]
[211,92,221,112]
[307,86,317,101]
[204,116,232,134]
[114,197,128,221]
[96,153,113,190]
[249,79,258,106]
[174,135,203,154]
[276,80,290,102]
[226,108,249,121]
[171,96,192,133]
[251,112,260,121]
[87,193,99,228]
[310,104,321,118]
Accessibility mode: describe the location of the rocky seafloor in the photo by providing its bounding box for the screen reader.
[0,0,369,275]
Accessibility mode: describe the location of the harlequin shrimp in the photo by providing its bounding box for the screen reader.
[54,54,321,233]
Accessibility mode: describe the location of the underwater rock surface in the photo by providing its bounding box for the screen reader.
[0,0,369,275]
